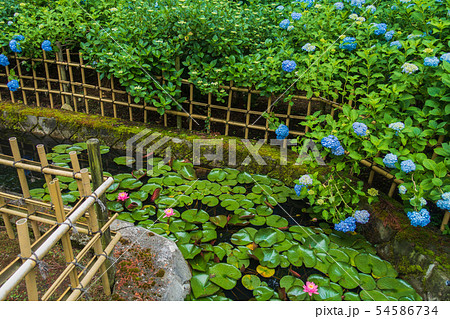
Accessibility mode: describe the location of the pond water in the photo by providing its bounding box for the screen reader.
[0,132,422,301]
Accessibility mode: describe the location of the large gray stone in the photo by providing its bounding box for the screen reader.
[110,220,191,301]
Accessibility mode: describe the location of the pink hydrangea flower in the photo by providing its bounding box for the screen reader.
[117,192,129,201]
[303,281,319,297]
[163,208,175,219]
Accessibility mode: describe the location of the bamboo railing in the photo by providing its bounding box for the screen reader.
[0,137,119,301]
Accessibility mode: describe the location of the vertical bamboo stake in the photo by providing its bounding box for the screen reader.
[175,56,182,129]
[16,218,39,301]
[441,211,449,232]
[80,169,111,295]
[305,99,312,134]
[4,49,15,102]
[144,101,148,123]
[48,179,79,288]
[225,81,233,137]
[43,51,54,109]
[245,90,252,139]
[264,96,272,142]
[207,93,212,134]
[127,94,132,121]
[36,144,52,186]
[86,139,111,245]
[31,59,40,107]
[56,42,71,106]
[15,53,27,104]
[97,73,105,116]
[111,76,117,118]
[1,197,15,239]
[9,137,40,240]
[79,52,89,114]
[66,49,78,112]
[189,83,194,130]
[69,151,84,199]
[388,181,397,198]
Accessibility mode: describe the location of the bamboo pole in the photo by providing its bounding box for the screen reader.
[80,169,111,295]
[66,233,121,301]
[41,213,117,301]
[14,53,27,104]
[79,52,89,113]
[189,82,194,130]
[66,49,78,112]
[1,197,14,239]
[9,137,40,240]
[31,59,41,107]
[36,144,52,186]
[48,179,79,289]
[175,56,182,129]
[56,42,71,106]
[69,151,84,198]
[16,218,39,301]
[0,176,114,301]
[86,139,114,288]
[43,51,54,108]
[245,90,252,139]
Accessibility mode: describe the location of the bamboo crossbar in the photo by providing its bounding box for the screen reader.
[0,191,71,213]
[0,176,114,300]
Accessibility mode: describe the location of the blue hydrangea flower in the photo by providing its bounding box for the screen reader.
[354,210,370,224]
[13,35,24,41]
[302,43,316,52]
[442,192,450,201]
[398,185,407,194]
[440,53,450,63]
[339,37,357,51]
[279,19,290,29]
[334,2,344,10]
[409,196,427,207]
[437,199,450,210]
[291,12,302,20]
[297,0,315,8]
[407,209,430,227]
[352,122,368,136]
[9,40,22,53]
[294,184,304,196]
[391,5,398,10]
[281,60,296,72]
[276,124,289,139]
[383,153,398,168]
[7,21,13,26]
[389,122,405,134]
[401,160,416,173]
[331,145,345,156]
[41,40,52,52]
[390,41,402,49]
[287,25,294,31]
[366,5,376,13]
[0,54,9,67]
[276,5,284,10]
[299,174,313,186]
[400,0,411,3]
[424,56,439,67]
[335,217,357,232]
[406,3,415,8]
[7,79,19,92]
[373,23,387,35]
[321,135,340,149]
[385,30,395,41]
[350,0,365,8]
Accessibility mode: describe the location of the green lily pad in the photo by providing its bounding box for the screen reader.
[157,196,178,207]
[207,169,227,182]
[114,156,136,166]
[239,199,254,209]
[221,198,240,211]
[131,169,147,180]
[253,286,274,301]
[106,182,120,193]
[210,215,228,228]
[254,228,285,247]
[232,186,246,194]
[252,184,272,195]
[253,248,280,268]
[265,215,288,228]
[52,154,71,163]
[178,243,202,259]
[328,261,360,289]
[140,183,162,194]
[163,175,185,186]
[124,198,143,211]
[61,194,77,205]
[237,172,253,184]
[208,263,241,290]
[181,209,209,223]
[344,292,361,301]
[256,205,273,216]
[30,188,45,199]
[286,244,316,267]
[114,173,133,182]
[176,194,194,206]
[52,144,72,153]
[131,210,150,221]
[313,285,342,301]
[130,190,149,201]
[242,275,261,291]
[191,273,220,298]
[249,215,266,226]
[360,290,390,301]
[201,195,219,207]
[178,164,197,181]
[120,178,143,190]
[327,248,350,264]
[231,227,257,245]
[117,212,133,223]
[377,277,422,300]
[355,253,388,278]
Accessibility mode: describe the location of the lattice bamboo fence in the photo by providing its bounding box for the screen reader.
[0,49,447,206]
[0,137,119,301]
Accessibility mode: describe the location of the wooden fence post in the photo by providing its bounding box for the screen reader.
[16,218,39,301]
[55,41,72,107]
[175,56,182,129]
[86,138,115,287]
[1,197,15,239]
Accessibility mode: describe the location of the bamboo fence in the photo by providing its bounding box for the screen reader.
[0,137,119,301]
[0,49,447,217]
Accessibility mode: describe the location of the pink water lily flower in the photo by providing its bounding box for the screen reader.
[117,192,129,201]
[163,208,175,219]
[303,281,319,297]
